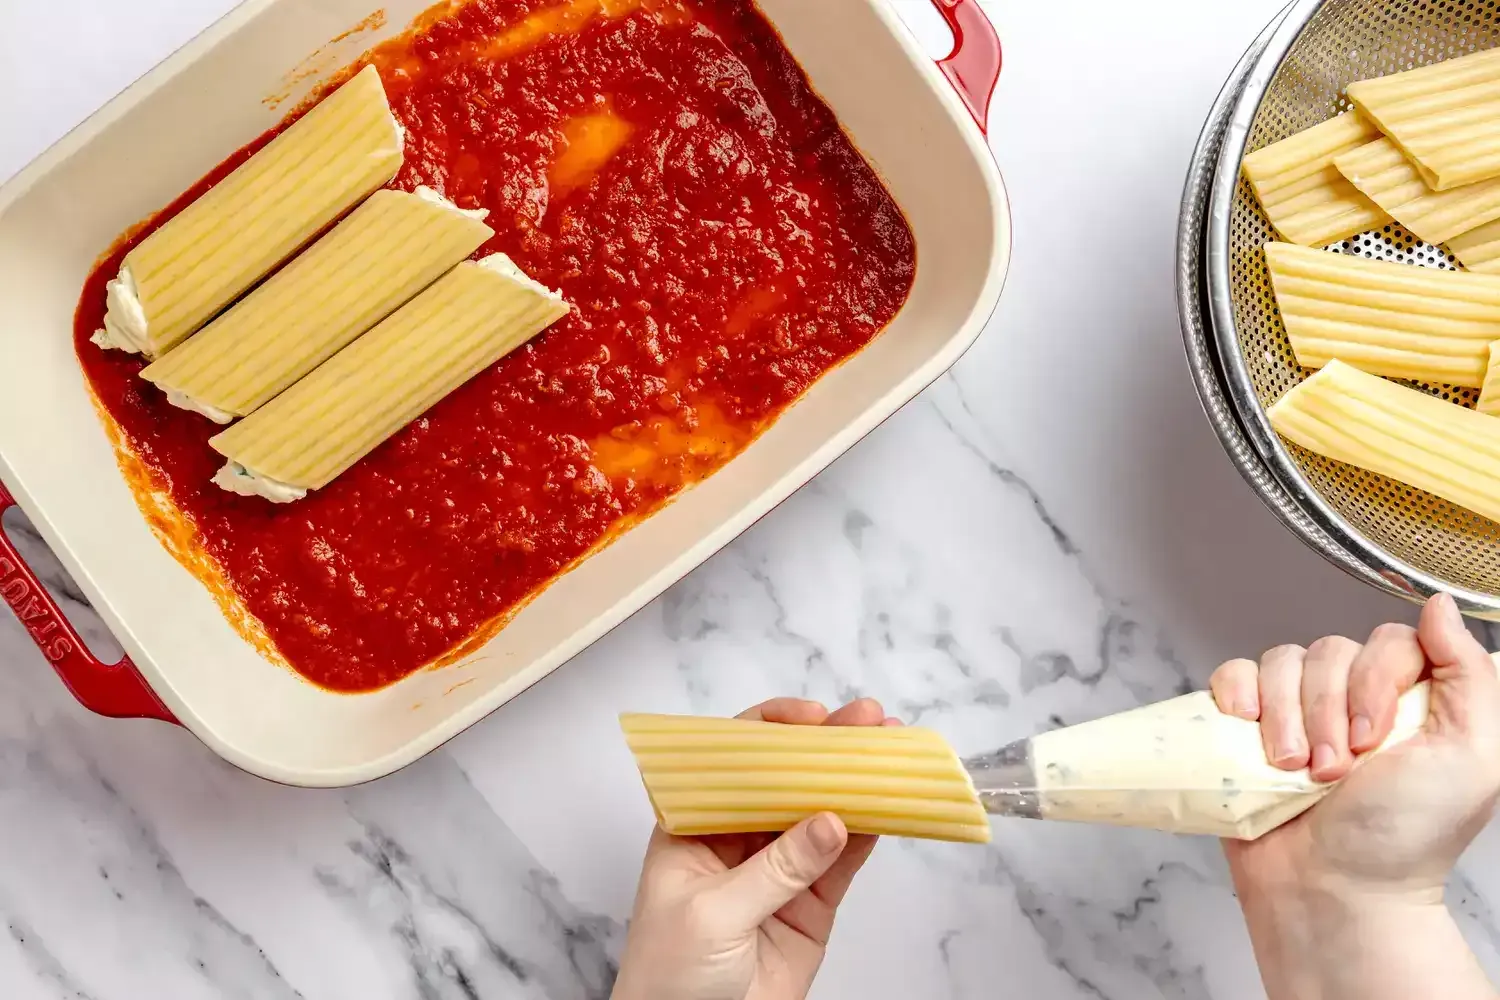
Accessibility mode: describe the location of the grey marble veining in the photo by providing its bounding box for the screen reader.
[2,1,1498,998]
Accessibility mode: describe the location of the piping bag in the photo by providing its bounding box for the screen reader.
[960,681,1432,840]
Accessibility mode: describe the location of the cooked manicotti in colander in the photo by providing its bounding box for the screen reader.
[1263,242,1500,389]
[1242,44,1500,529]
[1346,47,1500,192]
[1245,47,1500,262]
[1481,344,1500,417]
[1239,112,1389,247]
[1270,361,1500,525]
[1450,219,1500,275]
[1334,137,1500,246]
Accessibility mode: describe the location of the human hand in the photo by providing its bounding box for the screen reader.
[1210,593,1500,1000]
[1211,593,1500,898]
[611,697,893,1000]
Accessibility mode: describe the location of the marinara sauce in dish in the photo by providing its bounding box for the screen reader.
[74,0,916,692]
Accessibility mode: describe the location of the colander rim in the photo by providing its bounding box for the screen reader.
[1176,0,1399,598]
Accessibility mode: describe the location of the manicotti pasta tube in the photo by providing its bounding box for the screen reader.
[1347,48,1500,191]
[1264,242,1500,388]
[1334,136,1500,246]
[139,188,493,423]
[92,65,405,359]
[1240,112,1389,247]
[1449,217,1500,274]
[1269,359,1500,524]
[621,714,991,843]
[1480,342,1500,416]
[208,255,570,502]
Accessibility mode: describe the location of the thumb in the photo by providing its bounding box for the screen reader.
[712,813,849,930]
[1417,593,1500,737]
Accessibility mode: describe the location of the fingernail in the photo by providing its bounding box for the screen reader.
[1437,592,1465,630]
[1311,743,1336,773]
[808,814,844,855]
[1273,737,1305,765]
[1350,714,1373,747]
[1234,697,1258,719]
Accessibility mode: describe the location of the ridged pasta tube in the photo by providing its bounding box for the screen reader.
[1481,343,1500,416]
[1347,48,1500,191]
[1241,112,1389,247]
[1334,136,1500,245]
[1269,359,1500,523]
[140,188,493,422]
[1449,218,1500,275]
[92,65,405,358]
[208,254,570,501]
[1264,242,1500,388]
[621,714,991,844]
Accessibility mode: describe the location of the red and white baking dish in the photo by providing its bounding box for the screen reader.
[0,0,1009,785]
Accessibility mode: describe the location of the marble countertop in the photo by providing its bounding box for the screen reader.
[3,1,1498,997]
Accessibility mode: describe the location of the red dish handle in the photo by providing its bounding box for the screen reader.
[0,481,176,723]
[930,0,1002,133]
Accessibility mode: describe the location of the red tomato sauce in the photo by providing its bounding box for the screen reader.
[73,0,916,692]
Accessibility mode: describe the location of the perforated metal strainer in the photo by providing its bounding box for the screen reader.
[1199,0,1500,618]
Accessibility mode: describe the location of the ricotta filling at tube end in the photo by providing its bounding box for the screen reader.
[164,389,235,425]
[92,264,152,356]
[213,461,307,504]
[412,185,490,221]
[477,252,564,301]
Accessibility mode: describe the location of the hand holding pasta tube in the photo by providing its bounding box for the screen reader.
[611,698,894,1000]
[1214,594,1500,1000]
[612,601,1500,999]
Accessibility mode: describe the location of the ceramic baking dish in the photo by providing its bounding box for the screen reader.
[0,0,1009,786]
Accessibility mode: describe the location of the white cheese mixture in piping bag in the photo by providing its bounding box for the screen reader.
[964,681,1434,840]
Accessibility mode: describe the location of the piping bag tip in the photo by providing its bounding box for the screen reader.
[962,737,1042,820]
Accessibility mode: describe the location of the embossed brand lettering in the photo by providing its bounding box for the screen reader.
[0,540,77,666]
[0,577,27,607]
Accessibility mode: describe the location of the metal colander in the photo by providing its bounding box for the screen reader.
[1197,0,1500,618]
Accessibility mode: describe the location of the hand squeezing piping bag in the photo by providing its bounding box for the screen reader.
[961,682,1433,840]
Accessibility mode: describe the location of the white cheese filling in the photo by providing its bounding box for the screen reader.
[477,252,564,302]
[164,389,235,425]
[213,461,307,504]
[91,264,152,355]
[413,185,490,221]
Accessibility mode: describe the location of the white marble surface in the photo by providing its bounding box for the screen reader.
[2,1,1498,997]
